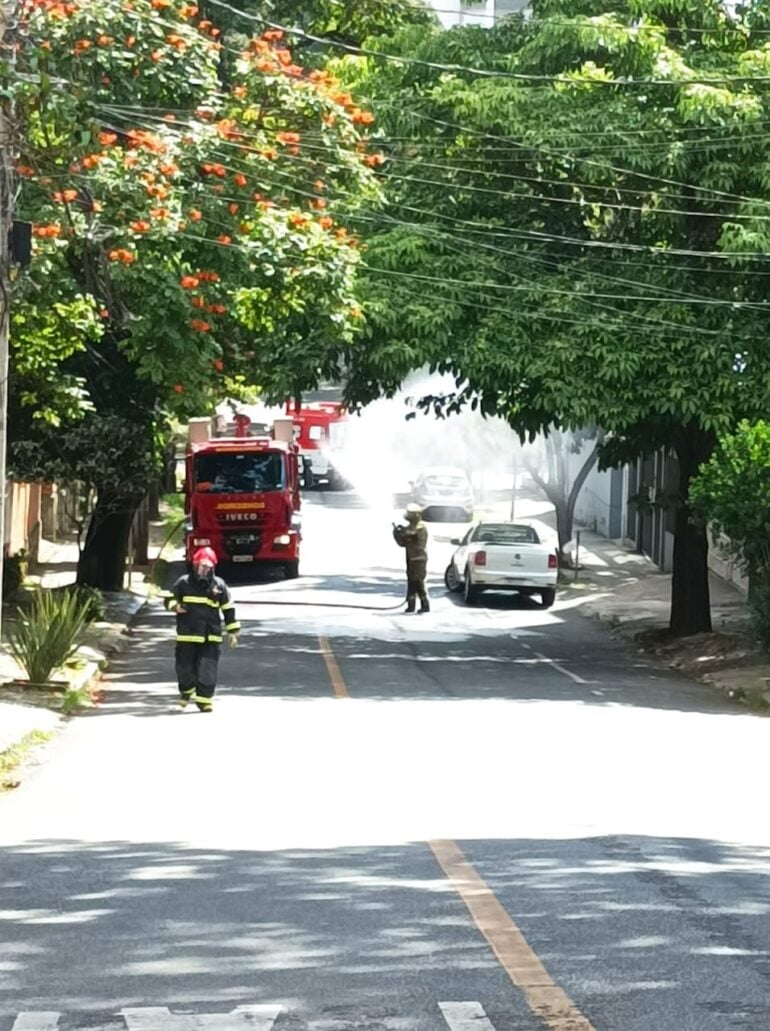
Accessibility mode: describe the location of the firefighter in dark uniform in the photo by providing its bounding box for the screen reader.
[166,547,240,711]
[393,503,430,613]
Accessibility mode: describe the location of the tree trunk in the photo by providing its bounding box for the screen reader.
[77,491,141,591]
[131,495,150,566]
[669,428,715,637]
[148,479,161,521]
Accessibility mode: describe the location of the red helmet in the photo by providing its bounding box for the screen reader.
[192,546,217,567]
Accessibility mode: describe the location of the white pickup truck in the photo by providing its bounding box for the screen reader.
[444,521,559,607]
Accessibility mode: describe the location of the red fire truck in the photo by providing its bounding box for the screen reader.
[183,414,302,577]
[288,400,349,489]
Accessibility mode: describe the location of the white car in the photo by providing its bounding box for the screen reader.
[412,466,474,522]
[444,521,558,607]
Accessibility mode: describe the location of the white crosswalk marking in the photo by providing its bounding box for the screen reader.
[11,1017,60,1031]
[438,1002,498,1031]
[121,1004,283,1030]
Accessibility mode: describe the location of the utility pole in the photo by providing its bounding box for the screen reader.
[0,0,17,639]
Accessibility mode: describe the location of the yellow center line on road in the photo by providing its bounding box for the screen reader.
[318,634,350,699]
[429,839,597,1031]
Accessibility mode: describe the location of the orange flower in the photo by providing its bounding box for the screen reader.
[126,35,136,46]
[188,208,203,221]
[15,165,35,177]
[150,50,163,62]
[159,162,179,176]
[213,359,224,372]
[232,85,247,99]
[227,203,239,216]
[276,131,300,146]
[53,189,78,203]
[151,0,172,7]
[233,172,247,187]
[288,212,308,228]
[150,207,170,220]
[147,185,169,199]
[32,224,61,238]
[310,197,327,210]
[97,34,114,46]
[263,29,284,42]
[130,220,151,233]
[180,3,199,16]
[190,319,211,332]
[98,131,118,146]
[364,153,386,167]
[217,234,232,245]
[191,296,206,309]
[180,275,200,289]
[319,216,333,230]
[73,39,92,54]
[261,147,278,161]
[198,270,219,282]
[173,383,185,394]
[108,249,136,265]
[207,303,227,315]
[314,179,325,192]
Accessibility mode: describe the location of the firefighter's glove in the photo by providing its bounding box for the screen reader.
[227,633,239,649]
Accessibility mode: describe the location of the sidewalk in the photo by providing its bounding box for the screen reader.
[0,534,164,760]
[562,528,767,707]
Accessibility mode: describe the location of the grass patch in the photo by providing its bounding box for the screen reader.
[0,729,54,791]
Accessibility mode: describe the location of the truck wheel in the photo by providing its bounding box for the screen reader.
[464,568,479,605]
[541,587,556,609]
[284,560,300,579]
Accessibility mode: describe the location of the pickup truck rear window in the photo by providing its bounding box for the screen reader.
[472,524,540,545]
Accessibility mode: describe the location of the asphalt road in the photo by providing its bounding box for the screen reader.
[1,491,769,1031]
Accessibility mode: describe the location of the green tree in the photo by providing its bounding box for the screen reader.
[338,0,770,635]
[690,420,770,648]
[10,0,379,589]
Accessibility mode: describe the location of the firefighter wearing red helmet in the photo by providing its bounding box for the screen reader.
[165,546,240,712]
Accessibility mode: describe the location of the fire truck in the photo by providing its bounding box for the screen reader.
[288,400,349,489]
[183,413,302,577]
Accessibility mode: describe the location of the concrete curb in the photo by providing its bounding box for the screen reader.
[0,592,149,757]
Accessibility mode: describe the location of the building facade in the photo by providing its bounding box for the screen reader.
[428,0,528,29]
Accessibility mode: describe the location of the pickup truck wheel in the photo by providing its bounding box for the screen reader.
[444,563,462,593]
[284,560,300,579]
[464,568,479,605]
[541,587,556,609]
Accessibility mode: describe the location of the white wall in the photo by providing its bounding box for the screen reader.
[426,0,527,28]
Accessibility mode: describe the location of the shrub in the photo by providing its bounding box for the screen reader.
[8,588,92,685]
[2,551,28,600]
[749,577,770,654]
[52,583,106,622]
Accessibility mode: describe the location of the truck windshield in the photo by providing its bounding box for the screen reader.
[195,451,285,493]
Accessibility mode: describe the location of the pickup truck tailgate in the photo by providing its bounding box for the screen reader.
[477,543,557,585]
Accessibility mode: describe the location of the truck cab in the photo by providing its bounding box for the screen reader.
[184,416,301,578]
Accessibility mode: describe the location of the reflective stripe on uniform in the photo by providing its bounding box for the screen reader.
[208,635,223,643]
[224,622,241,632]
[182,596,220,608]
[176,634,206,643]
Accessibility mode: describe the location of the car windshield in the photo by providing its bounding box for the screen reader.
[425,475,468,489]
[472,524,540,545]
[195,451,284,493]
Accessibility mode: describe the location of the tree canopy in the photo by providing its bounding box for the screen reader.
[10,0,382,587]
[333,0,770,634]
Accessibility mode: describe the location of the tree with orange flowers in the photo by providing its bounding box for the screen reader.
[10,0,380,589]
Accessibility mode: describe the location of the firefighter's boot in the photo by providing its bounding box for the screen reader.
[196,698,213,713]
[419,602,430,614]
[179,688,196,709]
